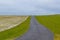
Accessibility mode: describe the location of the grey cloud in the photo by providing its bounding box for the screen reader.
[0,0,60,15]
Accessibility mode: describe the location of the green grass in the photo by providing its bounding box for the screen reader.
[36,15,60,40]
[0,17,31,40]
[35,15,60,34]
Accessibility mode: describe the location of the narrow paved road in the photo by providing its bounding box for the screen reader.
[15,16,54,40]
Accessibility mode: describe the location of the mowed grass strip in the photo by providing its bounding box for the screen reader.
[35,15,60,40]
[0,16,31,40]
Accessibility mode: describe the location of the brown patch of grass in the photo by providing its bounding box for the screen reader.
[54,34,60,40]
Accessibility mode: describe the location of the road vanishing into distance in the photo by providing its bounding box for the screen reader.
[15,16,54,40]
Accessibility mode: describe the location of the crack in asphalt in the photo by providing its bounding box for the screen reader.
[15,16,54,40]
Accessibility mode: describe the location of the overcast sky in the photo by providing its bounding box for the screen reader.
[0,0,60,15]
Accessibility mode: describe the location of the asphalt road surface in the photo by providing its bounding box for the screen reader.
[15,16,54,40]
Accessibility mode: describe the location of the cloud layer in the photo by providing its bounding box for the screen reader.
[0,0,60,15]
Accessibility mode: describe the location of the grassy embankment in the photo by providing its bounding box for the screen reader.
[35,15,60,40]
[0,16,31,40]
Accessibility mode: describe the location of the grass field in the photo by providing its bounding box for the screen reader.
[0,16,31,40]
[0,16,28,32]
[35,15,60,40]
